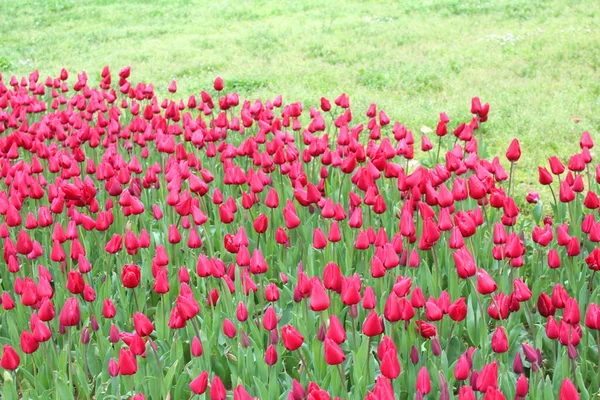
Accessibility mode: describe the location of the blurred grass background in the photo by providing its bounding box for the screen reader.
[0,0,599,192]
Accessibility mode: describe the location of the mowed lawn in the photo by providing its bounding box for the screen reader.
[1,0,599,191]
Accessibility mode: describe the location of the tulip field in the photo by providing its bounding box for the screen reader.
[0,65,599,400]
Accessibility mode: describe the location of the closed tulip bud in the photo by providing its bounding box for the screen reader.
[0,345,20,370]
[241,329,251,348]
[223,318,237,338]
[80,326,90,344]
[324,338,345,365]
[236,302,248,322]
[233,385,253,400]
[210,375,226,400]
[262,306,278,331]
[505,139,521,162]
[491,327,508,353]
[455,354,470,380]
[410,345,419,364]
[20,330,39,354]
[110,324,120,343]
[214,77,224,91]
[281,324,304,351]
[265,344,278,366]
[459,386,476,400]
[108,358,119,377]
[59,297,80,327]
[513,352,524,374]
[416,367,431,394]
[191,336,203,357]
[476,361,498,392]
[133,312,154,336]
[253,214,268,234]
[118,348,137,376]
[326,315,346,344]
[190,371,209,394]
[309,279,330,312]
[362,310,384,337]
[559,378,579,400]
[538,167,553,185]
[476,268,497,294]
[380,348,401,379]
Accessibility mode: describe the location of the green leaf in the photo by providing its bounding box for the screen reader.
[55,372,75,400]
[2,371,17,400]
[162,359,180,397]
[253,375,270,399]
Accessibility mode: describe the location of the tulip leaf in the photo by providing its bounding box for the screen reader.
[2,371,16,400]
[54,372,75,400]
[162,359,179,398]
[253,375,270,399]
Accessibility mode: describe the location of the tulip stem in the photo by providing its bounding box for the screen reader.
[150,339,164,394]
[548,184,558,212]
[587,270,597,309]
[299,350,316,382]
[365,336,372,384]
[469,278,486,345]
[508,161,514,197]
[351,316,358,351]
[445,322,455,355]
[67,327,73,394]
[597,330,600,388]
[14,371,21,397]
[337,364,349,399]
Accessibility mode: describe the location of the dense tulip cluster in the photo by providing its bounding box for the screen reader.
[0,67,597,399]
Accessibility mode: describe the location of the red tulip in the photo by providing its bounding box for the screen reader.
[324,338,345,365]
[265,344,278,366]
[281,324,304,351]
[454,354,470,380]
[380,349,400,379]
[118,348,137,375]
[476,268,497,294]
[20,330,39,354]
[505,139,521,162]
[362,310,384,337]
[223,318,237,338]
[559,378,579,399]
[491,327,508,353]
[326,315,346,344]
[210,375,226,400]
[190,370,209,394]
[133,312,154,336]
[309,279,330,312]
[121,264,141,288]
[191,336,203,357]
[416,366,431,394]
[0,345,20,370]
[59,297,80,327]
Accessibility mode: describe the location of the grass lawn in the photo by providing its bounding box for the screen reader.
[1,0,599,193]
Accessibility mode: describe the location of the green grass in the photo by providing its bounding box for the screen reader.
[1,0,599,191]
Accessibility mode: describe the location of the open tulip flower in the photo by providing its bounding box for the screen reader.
[0,68,599,399]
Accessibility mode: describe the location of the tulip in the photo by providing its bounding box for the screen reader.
[559,378,579,400]
[265,344,278,366]
[59,297,80,327]
[118,348,137,376]
[210,375,226,400]
[0,345,20,370]
[324,338,345,365]
[281,324,304,351]
[121,264,141,288]
[416,367,431,394]
[189,370,209,394]
[491,327,508,353]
